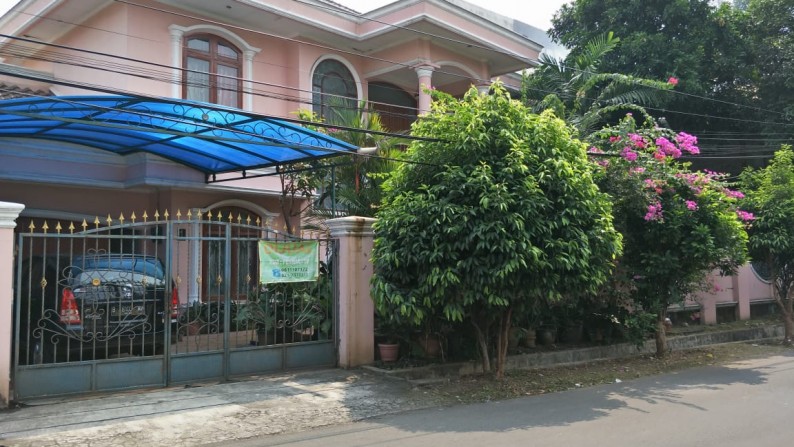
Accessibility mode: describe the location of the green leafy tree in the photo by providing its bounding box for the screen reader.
[739,146,794,343]
[550,0,780,173]
[522,32,673,137]
[744,0,794,127]
[371,84,621,377]
[592,116,749,355]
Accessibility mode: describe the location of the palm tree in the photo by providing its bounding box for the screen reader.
[291,99,403,232]
[522,32,673,137]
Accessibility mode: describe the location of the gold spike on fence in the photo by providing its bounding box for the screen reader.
[20,209,280,233]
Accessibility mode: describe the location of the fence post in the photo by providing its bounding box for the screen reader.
[327,216,375,368]
[0,201,24,407]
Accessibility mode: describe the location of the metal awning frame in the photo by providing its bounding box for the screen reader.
[0,94,360,179]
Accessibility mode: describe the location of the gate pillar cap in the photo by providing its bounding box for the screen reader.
[326,217,375,238]
[0,202,24,229]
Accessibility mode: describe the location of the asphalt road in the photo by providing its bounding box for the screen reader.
[232,353,794,447]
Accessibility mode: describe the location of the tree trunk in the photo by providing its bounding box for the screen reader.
[471,320,491,373]
[494,307,513,380]
[655,311,668,357]
[782,298,794,344]
[783,314,794,345]
[773,282,793,344]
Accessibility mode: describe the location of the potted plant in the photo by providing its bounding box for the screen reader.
[413,317,447,359]
[375,316,407,363]
[236,278,332,346]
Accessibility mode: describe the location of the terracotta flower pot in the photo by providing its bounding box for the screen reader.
[417,334,441,358]
[378,343,400,363]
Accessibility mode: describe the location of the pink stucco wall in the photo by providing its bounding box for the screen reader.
[684,265,774,324]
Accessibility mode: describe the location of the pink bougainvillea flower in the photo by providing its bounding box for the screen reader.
[736,210,755,221]
[676,132,700,154]
[686,200,698,211]
[644,202,664,222]
[655,137,681,158]
[628,133,646,149]
[725,189,745,199]
[668,77,679,86]
[588,146,604,153]
[654,151,666,161]
[620,146,638,161]
[609,136,621,143]
[630,166,646,174]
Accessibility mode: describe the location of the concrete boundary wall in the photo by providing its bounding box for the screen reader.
[365,325,785,381]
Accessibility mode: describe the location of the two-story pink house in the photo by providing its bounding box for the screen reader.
[0,0,546,224]
[0,0,554,402]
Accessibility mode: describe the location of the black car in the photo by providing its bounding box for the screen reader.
[18,254,177,364]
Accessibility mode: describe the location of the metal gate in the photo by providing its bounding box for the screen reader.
[13,211,337,400]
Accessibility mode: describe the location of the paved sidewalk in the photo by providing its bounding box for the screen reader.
[0,369,438,447]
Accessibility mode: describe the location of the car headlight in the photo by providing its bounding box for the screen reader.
[120,284,134,298]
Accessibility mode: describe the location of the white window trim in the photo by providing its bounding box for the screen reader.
[310,54,363,110]
[169,24,261,111]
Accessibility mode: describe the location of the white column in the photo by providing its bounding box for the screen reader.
[326,216,376,368]
[243,50,255,111]
[168,27,184,100]
[189,208,202,305]
[476,82,491,94]
[414,65,435,115]
[0,201,24,408]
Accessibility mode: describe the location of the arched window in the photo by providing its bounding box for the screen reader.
[183,34,242,108]
[312,59,357,123]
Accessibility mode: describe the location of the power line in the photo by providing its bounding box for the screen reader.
[7,30,792,136]
[0,36,423,123]
[113,0,501,92]
[0,3,426,104]
[294,0,792,119]
[5,1,791,131]
[0,42,425,133]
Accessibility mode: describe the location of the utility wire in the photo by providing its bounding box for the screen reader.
[0,4,790,163]
[0,37,422,123]
[5,2,791,130]
[293,0,791,119]
[4,0,791,125]
[6,32,792,134]
[0,4,425,102]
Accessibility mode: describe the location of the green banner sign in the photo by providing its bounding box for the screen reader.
[258,240,319,284]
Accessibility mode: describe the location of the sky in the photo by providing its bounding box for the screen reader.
[337,0,572,31]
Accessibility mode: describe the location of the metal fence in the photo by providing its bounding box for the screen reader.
[13,210,337,400]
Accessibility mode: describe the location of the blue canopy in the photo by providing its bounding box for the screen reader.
[0,95,359,175]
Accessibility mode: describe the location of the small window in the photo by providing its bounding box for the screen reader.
[183,35,242,108]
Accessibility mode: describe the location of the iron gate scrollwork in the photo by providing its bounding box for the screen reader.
[13,212,337,400]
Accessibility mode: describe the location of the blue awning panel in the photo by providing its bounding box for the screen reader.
[0,95,359,174]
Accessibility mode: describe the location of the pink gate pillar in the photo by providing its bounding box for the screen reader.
[327,216,375,368]
[0,201,24,407]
